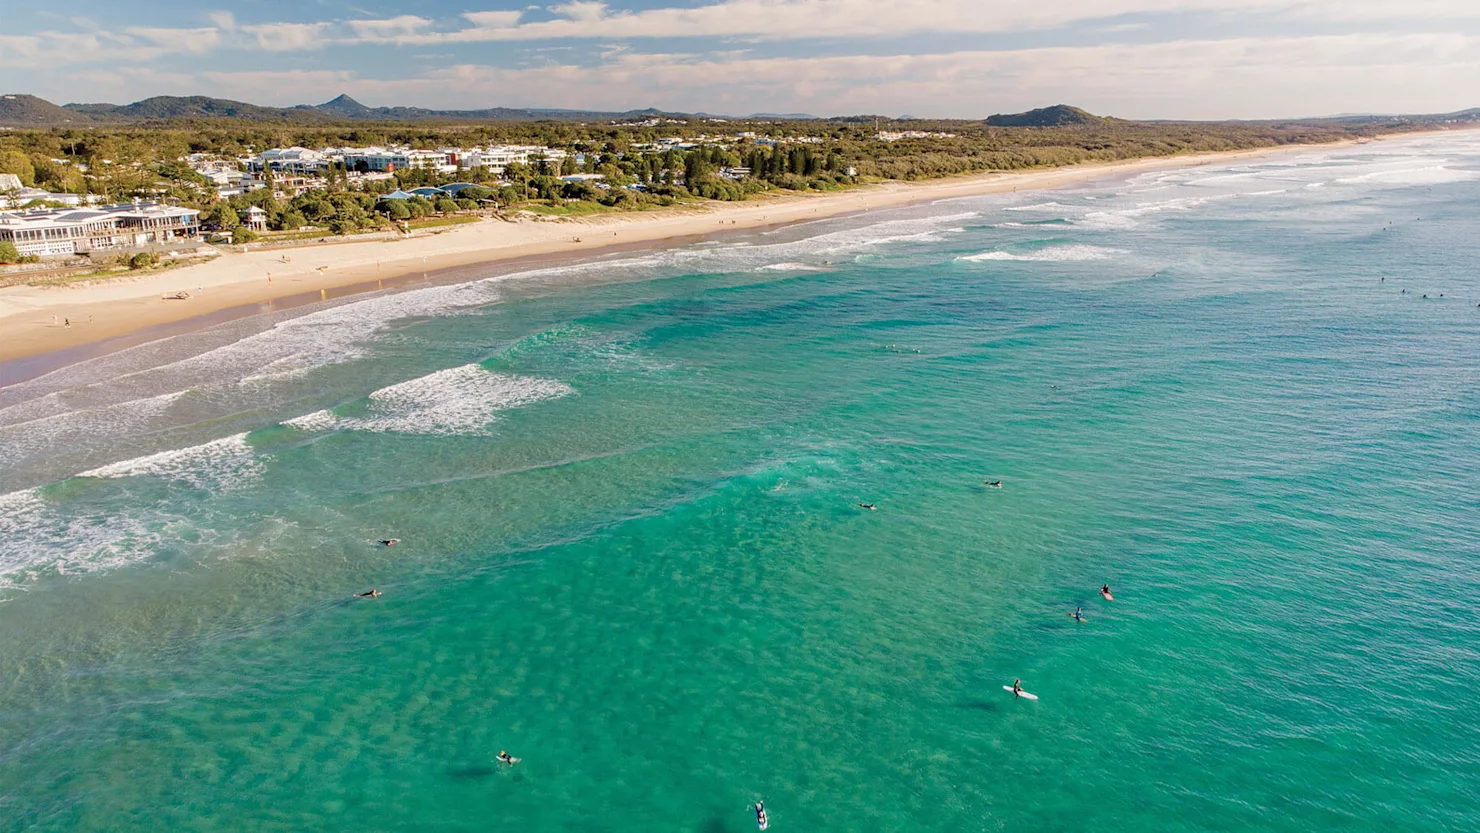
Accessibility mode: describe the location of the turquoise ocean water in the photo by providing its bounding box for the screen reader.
[2,134,1478,831]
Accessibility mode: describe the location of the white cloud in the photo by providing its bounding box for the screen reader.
[379,0,1480,45]
[0,29,164,68]
[209,11,237,31]
[163,32,1476,119]
[461,10,525,27]
[125,27,223,54]
[348,15,433,38]
[243,22,330,51]
[549,1,610,22]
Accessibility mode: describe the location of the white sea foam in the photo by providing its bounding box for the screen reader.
[78,433,262,491]
[282,365,572,437]
[1006,201,1081,213]
[1333,163,1479,187]
[957,245,1124,263]
[757,262,828,272]
[0,389,191,467]
[0,489,164,590]
[283,409,339,432]
[357,365,572,436]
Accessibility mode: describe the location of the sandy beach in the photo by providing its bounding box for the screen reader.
[0,136,1425,371]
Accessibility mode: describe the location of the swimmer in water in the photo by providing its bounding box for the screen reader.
[379,539,400,547]
[858,503,877,511]
[357,589,381,598]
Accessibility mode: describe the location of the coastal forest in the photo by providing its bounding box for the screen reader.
[0,107,1452,241]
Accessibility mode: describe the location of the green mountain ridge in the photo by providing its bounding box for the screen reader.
[1,93,679,125]
[985,105,1103,127]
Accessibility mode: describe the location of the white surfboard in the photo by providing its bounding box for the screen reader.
[1003,686,1039,701]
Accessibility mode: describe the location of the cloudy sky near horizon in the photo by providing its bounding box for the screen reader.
[3,0,1479,119]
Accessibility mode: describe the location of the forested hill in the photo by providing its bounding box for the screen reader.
[0,93,679,125]
[986,105,1103,127]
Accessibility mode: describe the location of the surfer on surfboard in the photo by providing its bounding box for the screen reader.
[1100,584,1113,601]
[1071,606,1084,622]
[754,801,769,830]
[497,750,519,765]
[1012,679,1023,697]
[857,503,877,511]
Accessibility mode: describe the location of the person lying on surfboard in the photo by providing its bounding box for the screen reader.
[754,801,768,829]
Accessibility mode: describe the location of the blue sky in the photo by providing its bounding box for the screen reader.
[3,1,1479,119]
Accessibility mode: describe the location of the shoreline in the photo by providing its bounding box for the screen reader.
[0,131,1455,381]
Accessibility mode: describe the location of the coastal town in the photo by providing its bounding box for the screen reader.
[0,130,861,263]
[2,100,1431,268]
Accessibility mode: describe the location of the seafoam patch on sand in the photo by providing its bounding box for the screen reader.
[283,364,573,437]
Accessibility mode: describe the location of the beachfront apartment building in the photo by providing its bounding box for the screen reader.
[252,147,329,175]
[457,145,568,173]
[338,148,452,173]
[0,203,201,257]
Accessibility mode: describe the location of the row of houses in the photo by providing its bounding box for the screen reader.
[0,203,201,257]
[242,145,571,177]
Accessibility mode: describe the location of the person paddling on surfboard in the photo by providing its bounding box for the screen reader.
[858,503,876,511]
[357,589,381,598]
[754,800,769,830]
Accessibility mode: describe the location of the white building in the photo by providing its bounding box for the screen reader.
[0,202,201,257]
[0,185,98,209]
[253,147,328,175]
[459,145,567,172]
[340,147,450,173]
